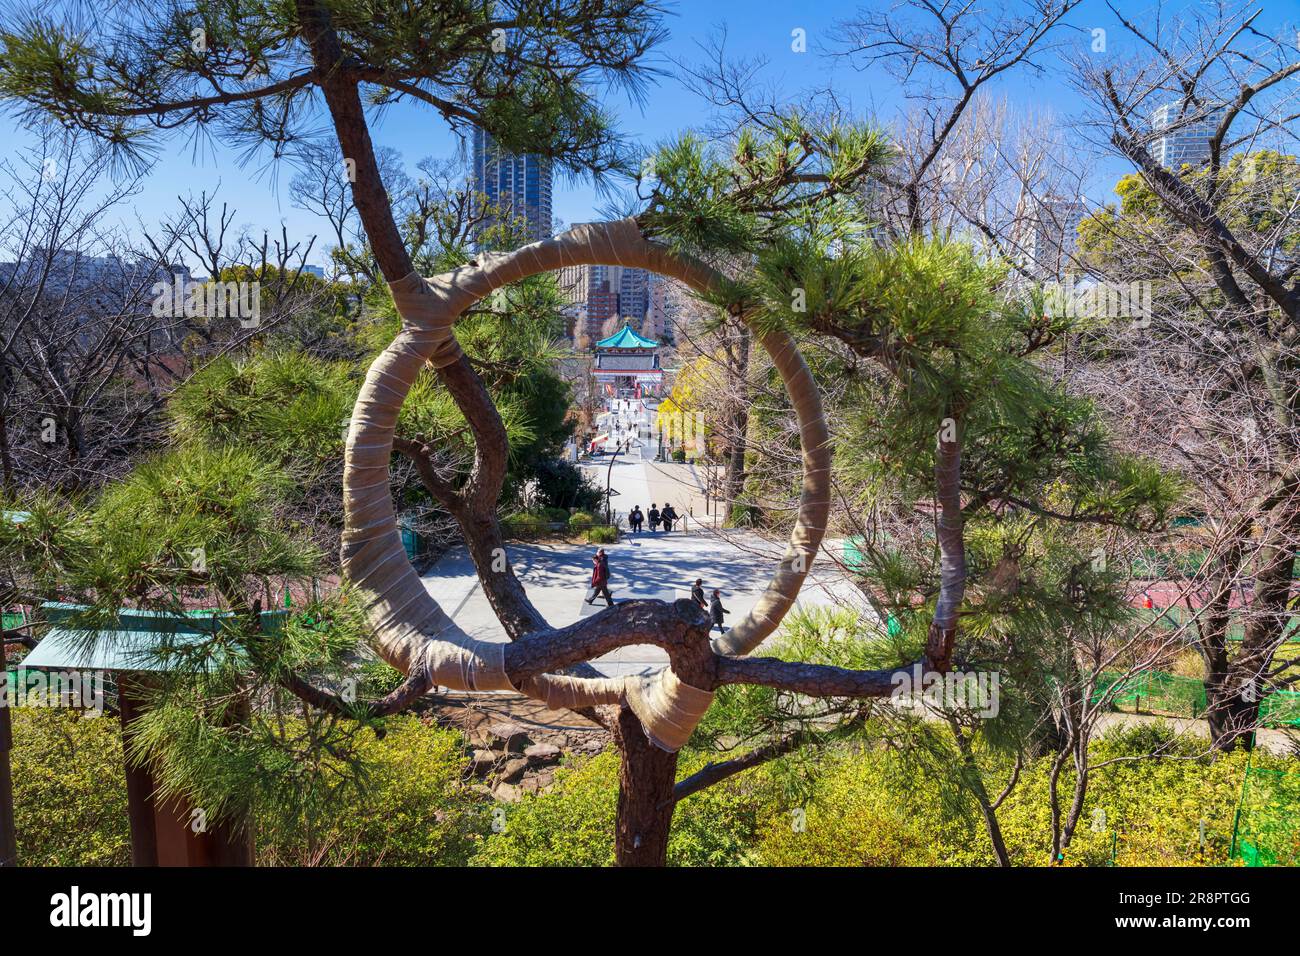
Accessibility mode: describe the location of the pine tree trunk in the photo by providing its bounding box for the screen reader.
[612,704,678,866]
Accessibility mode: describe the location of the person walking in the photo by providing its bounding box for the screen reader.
[660,502,678,532]
[648,504,660,532]
[586,548,614,606]
[709,589,729,634]
[690,578,706,610]
[629,506,643,532]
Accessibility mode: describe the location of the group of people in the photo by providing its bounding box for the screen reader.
[691,578,730,634]
[585,549,729,634]
[627,502,679,533]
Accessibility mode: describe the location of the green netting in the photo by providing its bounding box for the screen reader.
[1094,669,1300,726]
[1140,605,1300,642]
[1093,669,1207,718]
[1258,690,1300,728]
[1132,547,1212,578]
[1232,766,1300,867]
[1132,548,1298,579]
[2,611,25,631]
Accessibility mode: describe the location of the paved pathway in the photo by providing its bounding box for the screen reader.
[581,442,722,532]
[421,477,864,678]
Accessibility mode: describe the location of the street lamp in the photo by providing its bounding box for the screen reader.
[604,436,631,526]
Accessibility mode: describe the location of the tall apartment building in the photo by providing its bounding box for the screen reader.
[555,257,651,343]
[1013,193,1088,281]
[471,127,553,246]
[643,272,676,345]
[1151,101,1226,170]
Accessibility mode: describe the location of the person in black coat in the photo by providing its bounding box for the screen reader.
[629,506,643,532]
[709,589,729,634]
[690,578,706,609]
[660,503,678,532]
[648,504,660,531]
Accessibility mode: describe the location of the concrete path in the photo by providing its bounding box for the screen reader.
[421,499,865,678]
[581,444,723,532]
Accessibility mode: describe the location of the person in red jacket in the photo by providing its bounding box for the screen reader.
[586,548,614,606]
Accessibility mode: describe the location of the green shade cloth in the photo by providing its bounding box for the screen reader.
[1232,765,1300,866]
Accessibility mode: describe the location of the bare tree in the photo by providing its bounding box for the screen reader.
[1070,0,1300,749]
[837,0,1086,236]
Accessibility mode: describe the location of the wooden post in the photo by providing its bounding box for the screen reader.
[0,638,18,866]
[118,676,159,867]
[118,673,254,867]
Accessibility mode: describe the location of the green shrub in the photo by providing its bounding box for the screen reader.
[471,752,618,866]
[13,707,1293,868]
[532,458,604,512]
[586,525,618,544]
[12,709,485,867]
[992,726,1262,867]
[567,511,596,531]
[11,709,131,866]
[503,512,548,538]
[540,506,571,524]
[754,749,949,866]
[751,726,1286,867]
[728,503,763,527]
[255,716,486,866]
[672,448,686,463]
[471,750,767,867]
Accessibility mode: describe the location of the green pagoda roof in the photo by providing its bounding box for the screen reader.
[595,324,658,349]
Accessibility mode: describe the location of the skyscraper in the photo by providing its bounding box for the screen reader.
[555,257,652,343]
[617,267,649,321]
[1151,101,1226,170]
[471,127,554,245]
[643,272,673,344]
[1013,193,1088,281]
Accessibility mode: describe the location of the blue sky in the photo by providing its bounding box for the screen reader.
[5,0,1295,267]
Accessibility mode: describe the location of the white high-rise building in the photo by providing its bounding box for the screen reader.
[1014,194,1088,281]
[1151,101,1226,170]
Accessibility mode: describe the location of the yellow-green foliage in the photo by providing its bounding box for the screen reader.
[567,511,596,531]
[586,525,618,544]
[472,752,619,866]
[755,747,972,866]
[12,710,1297,867]
[472,750,771,867]
[255,716,485,866]
[755,729,1285,867]
[11,709,131,866]
[995,730,1261,867]
[12,710,483,867]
